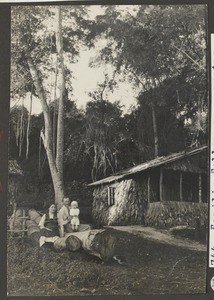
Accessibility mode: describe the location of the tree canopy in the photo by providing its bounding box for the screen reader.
[10,4,208,193]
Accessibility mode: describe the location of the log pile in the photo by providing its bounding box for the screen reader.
[8,208,28,236]
[9,208,117,261]
[26,219,41,245]
[28,209,42,225]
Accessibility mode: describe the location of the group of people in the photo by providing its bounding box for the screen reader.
[38,197,91,247]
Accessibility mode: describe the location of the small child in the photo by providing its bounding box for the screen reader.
[70,201,80,232]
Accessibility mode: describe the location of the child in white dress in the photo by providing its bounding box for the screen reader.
[70,201,80,232]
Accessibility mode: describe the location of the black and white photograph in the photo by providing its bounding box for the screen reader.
[7,3,209,297]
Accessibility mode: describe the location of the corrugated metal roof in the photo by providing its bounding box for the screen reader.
[88,145,208,187]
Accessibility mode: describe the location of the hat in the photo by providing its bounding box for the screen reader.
[71,201,78,207]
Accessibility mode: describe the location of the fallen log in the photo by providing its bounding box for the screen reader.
[8,208,25,236]
[26,220,41,245]
[53,235,82,252]
[26,217,82,252]
[62,229,117,261]
[28,209,42,225]
[26,220,40,236]
[26,209,117,261]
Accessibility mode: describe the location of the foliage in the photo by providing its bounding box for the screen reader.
[85,94,123,180]
[11,6,91,100]
[9,105,29,158]
[9,5,208,191]
[89,5,208,158]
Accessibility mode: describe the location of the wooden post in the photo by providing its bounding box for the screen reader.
[148,174,150,203]
[159,169,163,202]
[179,172,183,202]
[11,202,17,230]
[22,210,26,237]
[107,187,111,206]
[199,174,202,203]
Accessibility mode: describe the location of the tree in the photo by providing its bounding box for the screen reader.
[26,86,33,159]
[24,7,64,207]
[11,5,94,206]
[9,105,29,158]
[11,7,64,206]
[85,80,123,181]
[89,5,208,158]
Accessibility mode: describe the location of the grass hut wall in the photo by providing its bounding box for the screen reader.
[89,146,208,229]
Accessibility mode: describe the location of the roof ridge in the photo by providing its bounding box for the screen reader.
[88,145,208,187]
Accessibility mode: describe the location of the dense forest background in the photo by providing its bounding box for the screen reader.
[9,5,208,214]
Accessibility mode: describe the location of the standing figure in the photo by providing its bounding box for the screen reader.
[70,201,80,232]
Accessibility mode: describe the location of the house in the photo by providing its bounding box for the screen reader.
[88,145,208,228]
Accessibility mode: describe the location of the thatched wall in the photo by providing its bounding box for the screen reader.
[92,177,148,226]
[145,201,207,228]
[92,162,208,227]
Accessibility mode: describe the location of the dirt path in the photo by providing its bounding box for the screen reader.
[106,225,206,252]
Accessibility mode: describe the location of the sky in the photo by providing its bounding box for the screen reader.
[16,49,139,115]
[10,5,140,115]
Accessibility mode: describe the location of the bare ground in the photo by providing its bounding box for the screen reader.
[7,228,206,296]
[106,225,206,252]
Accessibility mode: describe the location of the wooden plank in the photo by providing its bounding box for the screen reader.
[148,174,150,203]
[199,173,202,203]
[8,230,28,232]
[159,169,163,202]
[12,202,17,230]
[179,172,183,202]
[22,210,26,236]
[107,187,110,206]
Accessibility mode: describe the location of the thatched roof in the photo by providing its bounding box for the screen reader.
[9,160,23,176]
[88,145,208,187]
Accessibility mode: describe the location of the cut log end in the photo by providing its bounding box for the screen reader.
[66,235,82,252]
[91,229,117,262]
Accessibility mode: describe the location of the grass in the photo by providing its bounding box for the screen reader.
[7,229,207,296]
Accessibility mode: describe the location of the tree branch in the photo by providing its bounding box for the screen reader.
[172,44,206,71]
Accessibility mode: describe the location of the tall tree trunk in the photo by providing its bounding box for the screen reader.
[151,103,159,157]
[128,69,160,159]
[53,60,58,159]
[23,6,66,208]
[55,6,65,185]
[16,115,20,147]
[19,98,24,157]
[26,55,64,208]
[26,87,33,159]
[23,6,65,207]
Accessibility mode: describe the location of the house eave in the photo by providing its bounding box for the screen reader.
[88,145,208,187]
